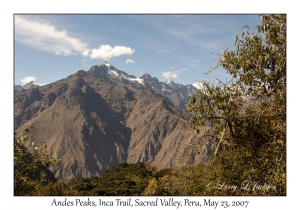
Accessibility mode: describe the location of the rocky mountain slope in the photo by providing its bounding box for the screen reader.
[14,62,214,181]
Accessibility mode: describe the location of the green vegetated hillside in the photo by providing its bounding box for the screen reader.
[14,14,285,196]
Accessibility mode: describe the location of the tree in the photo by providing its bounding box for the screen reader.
[187,14,286,195]
[14,125,59,195]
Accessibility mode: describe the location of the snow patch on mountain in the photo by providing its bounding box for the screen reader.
[121,73,144,85]
[108,69,119,77]
[127,77,144,85]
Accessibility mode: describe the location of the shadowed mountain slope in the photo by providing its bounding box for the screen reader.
[14,63,213,181]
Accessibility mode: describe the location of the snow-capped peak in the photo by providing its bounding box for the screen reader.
[101,61,111,68]
[192,82,203,89]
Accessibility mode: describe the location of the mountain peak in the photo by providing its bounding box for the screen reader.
[98,61,111,68]
[22,81,40,89]
[140,73,151,78]
[14,62,210,181]
[87,62,197,108]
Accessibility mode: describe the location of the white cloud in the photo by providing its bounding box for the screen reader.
[81,59,91,67]
[162,72,178,79]
[190,60,200,68]
[137,15,232,51]
[126,59,135,64]
[15,16,88,56]
[14,16,135,61]
[192,82,203,89]
[170,66,175,69]
[21,76,36,85]
[190,63,198,68]
[81,50,90,57]
[156,50,171,53]
[37,83,47,86]
[181,68,189,71]
[82,45,134,61]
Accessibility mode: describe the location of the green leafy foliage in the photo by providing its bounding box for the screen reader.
[68,162,154,196]
[185,14,286,195]
[30,181,79,196]
[14,15,285,196]
[14,125,59,195]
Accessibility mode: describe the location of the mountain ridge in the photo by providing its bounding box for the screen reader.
[14,62,214,181]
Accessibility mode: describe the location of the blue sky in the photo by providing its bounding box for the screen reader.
[15,14,262,87]
[4,0,299,207]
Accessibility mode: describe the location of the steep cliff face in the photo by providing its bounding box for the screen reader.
[14,63,211,181]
